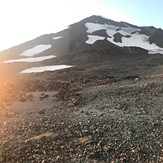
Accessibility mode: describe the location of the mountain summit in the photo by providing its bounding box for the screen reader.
[0,15,163,74]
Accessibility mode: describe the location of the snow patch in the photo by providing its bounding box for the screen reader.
[3,55,55,63]
[107,32,163,54]
[85,22,108,33]
[85,22,140,36]
[148,49,163,54]
[119,26,140,35]
[106,25,117,37]
[53,36,62,40]
[85,35,105,44]
[20,65,72,73]
[20,45,52,57]
[85,22,163,54]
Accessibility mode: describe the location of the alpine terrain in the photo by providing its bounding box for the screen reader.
[0,15,162,162]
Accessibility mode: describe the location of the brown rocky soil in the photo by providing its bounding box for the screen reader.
[0,58,163,162]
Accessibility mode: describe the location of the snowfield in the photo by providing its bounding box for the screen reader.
[3,55,56,63]
[107,32,163,54]
[85,22,163,54]
[85,35,105,44]
[85,23,109,33]
[20,65,72,73]
[53,36,62,40]
[20,45,52,57]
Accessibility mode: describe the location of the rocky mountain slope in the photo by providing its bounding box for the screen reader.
[0,15,163,74]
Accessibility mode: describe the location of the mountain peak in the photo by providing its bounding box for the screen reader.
[77,15,138,29]
[0,15,163,74]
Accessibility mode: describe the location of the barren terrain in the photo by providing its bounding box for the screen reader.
[0,55,163,162]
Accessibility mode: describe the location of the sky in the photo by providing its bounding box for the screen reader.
[0,0,163,51]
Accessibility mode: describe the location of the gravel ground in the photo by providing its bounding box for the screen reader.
[0,62,163,163]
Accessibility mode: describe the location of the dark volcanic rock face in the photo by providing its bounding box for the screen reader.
[113,33,131,43]
[113,33,123,43]
[92,30,109,37]
[148,28,163,47]
[0,15,163,74]
[139,26,156,36]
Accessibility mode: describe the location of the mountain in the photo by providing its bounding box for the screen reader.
[1,15,163,163]
[0,15,163,74]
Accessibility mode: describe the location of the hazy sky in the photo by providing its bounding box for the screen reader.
[0,0,162,51]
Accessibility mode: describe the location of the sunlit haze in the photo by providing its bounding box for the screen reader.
[0,0,163,51]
